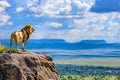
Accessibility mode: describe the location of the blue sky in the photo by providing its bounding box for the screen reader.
[0,0,120,43]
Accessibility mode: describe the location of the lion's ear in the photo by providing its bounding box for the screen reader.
[21,24,32,31]
[26,24,31,26]
[26,24,32,28]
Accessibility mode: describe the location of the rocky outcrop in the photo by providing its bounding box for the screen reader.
[0,51,58,80]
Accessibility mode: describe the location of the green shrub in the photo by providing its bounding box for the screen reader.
[0,44,13,53]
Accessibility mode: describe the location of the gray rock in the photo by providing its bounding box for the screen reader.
[0,51,58,80]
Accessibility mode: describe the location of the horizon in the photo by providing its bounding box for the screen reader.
[1,38,120,44]
[0,0,120,43]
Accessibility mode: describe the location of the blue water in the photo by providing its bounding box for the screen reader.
[30,49,120,60]
[1,39,120,60]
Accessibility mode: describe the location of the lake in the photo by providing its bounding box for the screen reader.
[1,39,120,60]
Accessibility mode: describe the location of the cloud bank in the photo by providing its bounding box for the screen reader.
[0,0,11,27]
[0,0,120,43]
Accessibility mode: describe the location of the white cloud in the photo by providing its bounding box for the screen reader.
[0,1,10,8]
[31,29,64,39]
[0,0,10,12]
[50,22,62,28]
[31,22,63,39]
[118,14,120,19]
[7,22,13,26]
[8,0,120,43]
[26,0,72,17]
[42,0,71,16]
[0,0,11,27]
[72,0,94,12]
[16,7,24,12]
[7,0,94,19]
[64,12,120,42]
[0,7,4,12]
[20,0,94,18]
[0,14,10,27]
[31,12,120,43]
[35,22,62,28]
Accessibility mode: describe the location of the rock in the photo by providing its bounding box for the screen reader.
[0,51,58,80]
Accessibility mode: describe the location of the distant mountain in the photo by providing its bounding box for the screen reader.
[81,40,107,44]
[1,39,120,50]
[28,39,107,44]
[26,39,112,50]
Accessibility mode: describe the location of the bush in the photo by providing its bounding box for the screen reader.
[0,44,11,53]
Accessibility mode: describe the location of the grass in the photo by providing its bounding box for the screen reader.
[59,75,119,80]
[0,44,13,53]
[54,58,120,67]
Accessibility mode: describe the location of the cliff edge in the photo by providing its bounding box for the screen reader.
[0,51,58,80]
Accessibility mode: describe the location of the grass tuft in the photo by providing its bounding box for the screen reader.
[0,44,14,53]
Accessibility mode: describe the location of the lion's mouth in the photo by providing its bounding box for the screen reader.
[32,29,35,32]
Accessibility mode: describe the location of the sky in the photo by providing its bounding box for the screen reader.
[0,0,120,43]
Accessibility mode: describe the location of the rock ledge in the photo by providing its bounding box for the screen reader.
[0,51,58,80]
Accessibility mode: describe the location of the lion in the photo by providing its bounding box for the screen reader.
[10,24,35,52]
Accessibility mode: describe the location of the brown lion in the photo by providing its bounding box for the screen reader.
[10,24,35,52]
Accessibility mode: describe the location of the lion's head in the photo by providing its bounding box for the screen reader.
[21,24,35,35]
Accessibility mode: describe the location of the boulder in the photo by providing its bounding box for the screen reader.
[0,51,58,80]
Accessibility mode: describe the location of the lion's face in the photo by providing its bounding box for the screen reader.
[22,24,35,35]
[28,24,35,34]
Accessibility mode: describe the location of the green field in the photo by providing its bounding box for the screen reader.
[55,59,120,80]
[59,75,119,80]
[55,58,120,67]
[55,58,120,79]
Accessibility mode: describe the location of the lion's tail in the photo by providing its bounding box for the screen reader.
[10,32,14,53]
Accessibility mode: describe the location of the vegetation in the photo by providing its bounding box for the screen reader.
[56,64,120,80]
[59,75,119,80]
[0,44,13,53]
[55,59,120,67]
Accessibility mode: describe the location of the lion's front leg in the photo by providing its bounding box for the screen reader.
[21,41,27,52]
[15,41,19,51]
[21,42,26,51]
